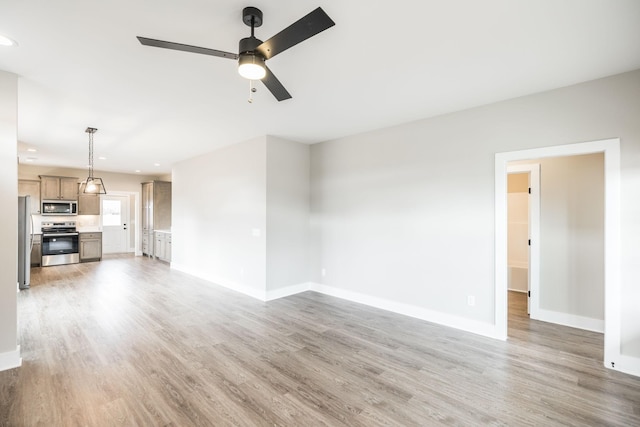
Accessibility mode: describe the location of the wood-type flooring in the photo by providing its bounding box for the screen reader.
[1,255,639,426]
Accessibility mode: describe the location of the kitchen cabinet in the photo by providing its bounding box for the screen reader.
[78,192,100,215]
[154,231,171,262]
[30,234,41,267]
[80,232,102,262]
[40,175,78,200]
[18,179,41,214]
[142,181,171,257]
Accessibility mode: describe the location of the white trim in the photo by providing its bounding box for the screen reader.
[496,138,628,375]
[265,283,312,301]
[168,267,502,339]
[309,283,502,339]
[615,355,640,378]
[536,309,604,333]
[0,345,21,372]
[171,262,266,301]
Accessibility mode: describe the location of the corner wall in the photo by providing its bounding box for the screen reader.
[310,69,640,357]
[172,137,268,298]
[0,71,20,371]
[265,136,310,296]
[172,136,311,300]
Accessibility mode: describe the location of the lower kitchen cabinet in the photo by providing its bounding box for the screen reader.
[80,232,102,262]
[31,234,41,267]
[154,231,171,262]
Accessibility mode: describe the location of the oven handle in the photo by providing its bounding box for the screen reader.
[42,233,79,237]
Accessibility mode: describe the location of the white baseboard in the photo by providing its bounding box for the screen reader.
[171,263,266,301]
[611,354,640,378]
[265,282,312,301]
[0,345,21,372]
[167,266,502,340]
[308,283,502,340]
[534,308,604,333]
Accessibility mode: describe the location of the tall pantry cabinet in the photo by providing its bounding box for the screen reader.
[141,181,172,257]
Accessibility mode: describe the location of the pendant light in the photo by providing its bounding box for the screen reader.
[79,127,107,194]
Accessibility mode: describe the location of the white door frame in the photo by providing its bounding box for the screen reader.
[101,191,140,255]
[506,164,540,317]
[495,138,621,372]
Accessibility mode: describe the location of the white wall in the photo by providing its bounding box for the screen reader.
[266,136,310,292]
[172,136,268,298]
[0,71,20,370]
[310,69,640,358]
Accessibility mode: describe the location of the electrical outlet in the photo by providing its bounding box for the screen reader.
[467,295,475,306]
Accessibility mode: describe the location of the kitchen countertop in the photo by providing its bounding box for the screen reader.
[77,228,102,233]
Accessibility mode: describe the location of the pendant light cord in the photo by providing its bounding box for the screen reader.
[85,127,98,180]
[88,129,94,179]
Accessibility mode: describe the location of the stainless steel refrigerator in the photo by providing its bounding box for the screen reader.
[18,195,32,290]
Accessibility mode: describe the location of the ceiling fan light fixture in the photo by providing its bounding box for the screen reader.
[238,53,266,80]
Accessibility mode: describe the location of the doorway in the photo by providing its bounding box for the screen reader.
[101,194,130,254]
[495,138,621,372]
[506,164,539,316]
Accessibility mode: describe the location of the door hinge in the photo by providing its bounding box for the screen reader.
[528,187,531,194]
[528,290,531,297]
[528,239,531,246]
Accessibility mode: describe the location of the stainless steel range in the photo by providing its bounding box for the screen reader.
[41,221,79,266]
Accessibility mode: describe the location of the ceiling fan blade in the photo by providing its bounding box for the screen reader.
[255,7,335,60]
[137,36,239,60]
[261,66,292,101]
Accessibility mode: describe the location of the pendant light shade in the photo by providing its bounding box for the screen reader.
[238,53,266,80]
[79,127,107,195]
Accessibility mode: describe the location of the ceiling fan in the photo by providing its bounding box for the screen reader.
[137,6,335,102]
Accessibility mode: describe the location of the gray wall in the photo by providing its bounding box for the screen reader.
[266,136,310,292]
[172,136,268,296]
[172,136,312,297]
[538,154,604,320]
[0,71,18,366]
[310,70,640,357]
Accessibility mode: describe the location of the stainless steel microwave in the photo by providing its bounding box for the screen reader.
[42,200,78,216]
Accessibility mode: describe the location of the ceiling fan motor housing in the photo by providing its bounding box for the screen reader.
[239,36,263,55]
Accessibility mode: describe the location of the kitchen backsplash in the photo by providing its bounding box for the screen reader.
[32,214,100,233]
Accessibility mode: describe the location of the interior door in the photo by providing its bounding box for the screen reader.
[101,195,130,254]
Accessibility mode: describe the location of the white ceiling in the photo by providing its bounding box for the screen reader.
[2,0,640,175]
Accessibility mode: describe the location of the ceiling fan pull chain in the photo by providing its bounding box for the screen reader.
[248,80,253,103]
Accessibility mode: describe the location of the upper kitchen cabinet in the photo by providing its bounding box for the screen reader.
[78,193,100,215]
[40,175,78,200]
[18,179,41,214]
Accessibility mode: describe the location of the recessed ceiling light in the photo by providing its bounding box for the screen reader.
[98,156,107,160]
[27,148,37,152]
[154,163,161,167]
[25,157,37,162]
[135,169,141,173]
[0,34,17,47]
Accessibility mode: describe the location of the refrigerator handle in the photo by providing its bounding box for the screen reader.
[30,214,34,251]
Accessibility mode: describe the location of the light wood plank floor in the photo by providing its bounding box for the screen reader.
[1,255,639,426]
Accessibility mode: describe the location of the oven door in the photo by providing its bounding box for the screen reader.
[42,232,80,266]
